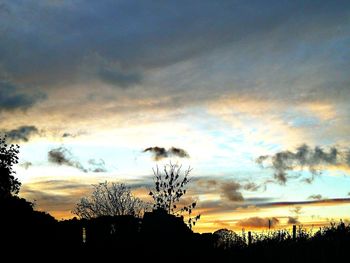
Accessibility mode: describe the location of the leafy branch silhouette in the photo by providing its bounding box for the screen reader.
[149,162,200,229]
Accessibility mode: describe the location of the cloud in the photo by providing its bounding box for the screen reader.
[0,0,348,111]
[20,161,32,169]
[257,144,350,185]
[143,146,189,161]
[21,180,90,192]
[257,198,350,208]
[62,131,86,138]
[243,182,261,191]
[0,80,45,111]
[195,179,218,189]
[221,181,243,202]
[22,189,77,208]
[62,133,75,138]
[308,194,323,200]
[236,217,279,229]
[287,217,300,225]
[48,147,87,172]
[88,159,107,173]
[168,147,190,158]
[97,65,142,88]
[143,147,167,161]
[48,147,108,173]
[20,184,88,215]
[194,178,264,203]
[4,125,39,142]
[244,197,275,203]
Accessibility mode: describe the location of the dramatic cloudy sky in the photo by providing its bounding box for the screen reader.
[1,0,350,232]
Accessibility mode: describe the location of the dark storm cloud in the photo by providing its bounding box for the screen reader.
[257,144,350,185]
[143,146,189,161]
[236,217,279,228]
[0,80,45,111]
[48,147,108,173]
[0,0,348,105]
[4,125,39,142]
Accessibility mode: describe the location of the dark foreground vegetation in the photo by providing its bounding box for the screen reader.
[1,136,349,262]
[1,197,349,262]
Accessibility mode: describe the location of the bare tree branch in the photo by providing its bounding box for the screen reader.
[73,181,149,219]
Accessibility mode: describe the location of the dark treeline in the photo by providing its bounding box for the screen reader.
[1,137,350,262]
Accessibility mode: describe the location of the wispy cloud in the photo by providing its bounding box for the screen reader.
[88,159,107,173]
[48,146,107,173]
[257,144,350,184]
[194,178,264,204]
[243,182,261,191]
[236,217,279,229]
[257,198,350,208]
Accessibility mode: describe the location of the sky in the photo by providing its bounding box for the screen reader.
[1,0,350,233]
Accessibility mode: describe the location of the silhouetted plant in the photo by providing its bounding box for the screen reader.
[149,162,200,229]
[214,228,246,249]
[0,136,20,199]
[73,181,149,219]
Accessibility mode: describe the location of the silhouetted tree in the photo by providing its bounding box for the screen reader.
[73,181,148,219]
[149,162,200,228]
[0,136,20,199]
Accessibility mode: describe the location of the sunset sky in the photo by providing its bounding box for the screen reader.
[1,0,350,233]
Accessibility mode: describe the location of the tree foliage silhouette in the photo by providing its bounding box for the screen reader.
[149,162,200,228]
[0,136,20,199]
[214,228,246,249]
[73,181,148,219]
